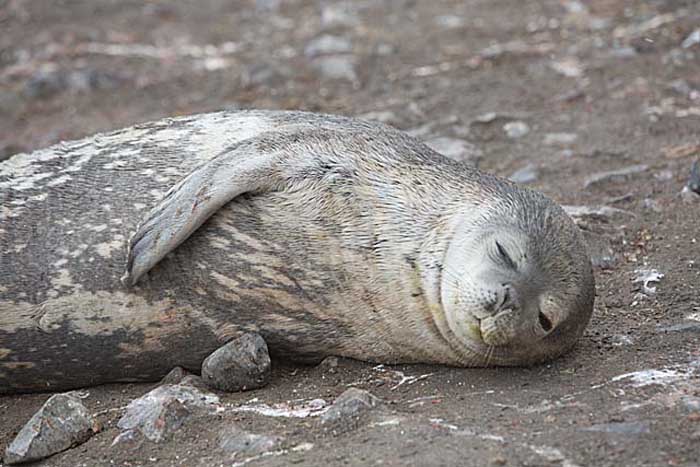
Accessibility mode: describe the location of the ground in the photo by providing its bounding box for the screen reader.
[1,0,700,466]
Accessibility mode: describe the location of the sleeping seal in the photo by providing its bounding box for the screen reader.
[0,110,594,393]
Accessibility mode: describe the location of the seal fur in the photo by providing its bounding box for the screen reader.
[0,110,594,393]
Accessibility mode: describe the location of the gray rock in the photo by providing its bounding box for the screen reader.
[24,68,122,99]
[317,356,339,374]
[321,388,380,423]
[305,34,352,58]
[657,322,700,333]
[321,3,359,29]
[4,393,95,465]
[509,164,539,184]
[219,427,282,455]
[358,110,399,125]
[688,160,700,194]
[425,136,482,164]
[117,384,219,442]
[544,132,578,147]
[579,230,617,269]
[682,396,700,411]
[563,205,636,222]
[582,422,650,435]
[201,333,271,392]
[503,121,530,139]
[160,366,190,385]
[311,55,357,81]
[583,164,649,189]
[680,185,700,203]
[434,15,465,29]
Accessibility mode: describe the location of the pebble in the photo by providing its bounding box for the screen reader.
[4,393,96,465]
[688,160,700,193]
[321,388,380,423]
[582,422,650,435]
[117,384,219,442]
[425,136,482,164]
[680,185,700,203]
[503,121,530,139]
[509,164,539,184]
[219,427,282,455]
[305,34,352,58]
[160,366,190,385]
[358,110,399,125]
[201,332,271,392]
[311,55,357,81]
[583,164,649,189]
[317,356,339,374]
[321,3,359,29]
[544,132,578,147]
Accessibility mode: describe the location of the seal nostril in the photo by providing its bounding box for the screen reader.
[538,312,553,333]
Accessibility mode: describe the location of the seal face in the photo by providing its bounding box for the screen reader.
[438,196,594,366]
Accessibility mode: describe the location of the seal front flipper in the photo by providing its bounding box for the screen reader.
[122,139,287,286]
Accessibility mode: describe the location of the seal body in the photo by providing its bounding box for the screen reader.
[0,110,594,393]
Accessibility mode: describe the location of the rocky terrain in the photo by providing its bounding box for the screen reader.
[1,0,699,466]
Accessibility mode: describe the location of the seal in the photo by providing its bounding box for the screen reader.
[0,110,594,393]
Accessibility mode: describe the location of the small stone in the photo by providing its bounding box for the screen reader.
[425,136,482,164]
[643,198,663,213]
[434,15,464,29]
[682,396,700,412]
[583,164,649,189]
[503,121,530,139]
[321,388,380,423]
[680,186,700,203]
[305,34,352,57]
[563,205,636,222]
[688,160,700,194]
[509,164,539,184]
[550,57,584,78]
[201,333,271,392]
[219,427,281,455]
[117,384,219,442]
[582,422,650,435]
[317,356,339,373]
[544,132,578,147]
[4,393,95,465]
[321,3,359,29]
[358,110,399,125]
[160,366,190,385]
[681,29,700,49]
[490,455,507,466]
[311,55,357,81]
[633,269,664,295]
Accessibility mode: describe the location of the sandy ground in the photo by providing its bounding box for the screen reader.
[1,0,700,466]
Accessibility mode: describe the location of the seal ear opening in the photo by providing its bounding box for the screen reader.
[538,311,553,333]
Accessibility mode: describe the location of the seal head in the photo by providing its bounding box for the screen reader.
[438,189,594,366]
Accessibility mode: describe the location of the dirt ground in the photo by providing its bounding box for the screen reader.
[1,0,700,466]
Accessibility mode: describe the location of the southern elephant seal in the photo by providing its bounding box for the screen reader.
[0,110,594,393]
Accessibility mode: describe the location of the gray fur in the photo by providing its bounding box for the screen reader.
[0,110,594,393]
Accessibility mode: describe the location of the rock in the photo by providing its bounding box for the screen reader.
[24,67,123,99]
[582,422,650,435]
[160,366,190,385]
[117,384,219,442]
[657,322,700,333]
[550,57,584,78]
[509,164,539,184]
[563,205,636,222]
[643,198,663,213]
[321,3,359,29]
[503,121,530,139]
[682,396,700,412]
[681,29,700,49]
[425,136,482,164]
[358,110,399,125]
[218,427,282,455]
[242,62,293,88]
[321,388,380,423]
[578,230,617,269]
[680,185,700,203]
[583,164,649,189]
[434,15,465,29]
[632,269,664,295]
[311,55,357,81]
[544,132,578,147]
[305,34,352,58]
[688,160,700,194]
[4,393,96,465]
[317,356,339,374]
[201,333,271,392]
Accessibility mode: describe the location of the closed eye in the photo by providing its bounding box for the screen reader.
[495,241,517,270]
